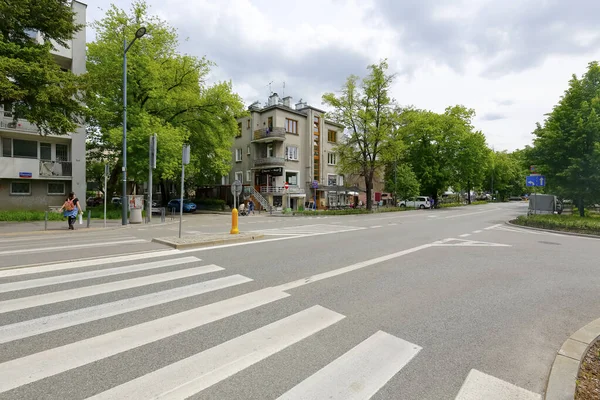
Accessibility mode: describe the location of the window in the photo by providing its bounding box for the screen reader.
[328,130,337,143]
[2,138,11,157]
[246,170,251,182]
[313,116,320,133]
[40,143,51,160]
[236,122,242,138]
[2,101,12,117]
[56,144,68,161]
[247,119,251,129]
[267,117,273,130]
[47,182,65,195]
[221,176,229,185]
[235,148,242,162]
[266,143,274,158]
[13,139,37,158]
[10,182,31,195]
[285,118,298,134]
[247,146,251,155]
[328,175,337,186]
[285,171,298,186]
[234,171,243,183]
[327,152,337,165]
[286,146,298,161]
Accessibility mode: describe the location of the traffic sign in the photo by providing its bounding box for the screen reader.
[231,180,243,196]
[530,165,536,172]
[526,175,546,187]
[311,180,319,189]
[284,182,289,190]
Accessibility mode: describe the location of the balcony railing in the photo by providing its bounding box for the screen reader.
[252,127,286,141]
[260,186,305,194]
[253,157,286,167]
[39,161,72,177]
[0,118,40,134]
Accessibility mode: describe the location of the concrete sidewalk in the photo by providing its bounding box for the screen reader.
[0,218,163,236]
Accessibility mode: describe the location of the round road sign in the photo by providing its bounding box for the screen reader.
[284,182,289,190]
[231,180,242,196]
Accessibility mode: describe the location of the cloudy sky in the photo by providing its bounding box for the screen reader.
[86,0,600,151]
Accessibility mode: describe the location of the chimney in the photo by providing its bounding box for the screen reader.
[295,99,307,110]
[269,92,279,106]
[282,96,292,108]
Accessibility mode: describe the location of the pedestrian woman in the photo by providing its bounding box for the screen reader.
[59,192,82,230]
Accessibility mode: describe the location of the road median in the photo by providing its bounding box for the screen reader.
[152,232,264,249]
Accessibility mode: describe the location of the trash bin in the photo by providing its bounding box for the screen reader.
[128,195,144,224]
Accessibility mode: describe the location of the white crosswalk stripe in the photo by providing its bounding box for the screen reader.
[0,250,427,399]
[455,369,541,400]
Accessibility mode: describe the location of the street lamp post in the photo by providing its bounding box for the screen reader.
[122,27,147,225]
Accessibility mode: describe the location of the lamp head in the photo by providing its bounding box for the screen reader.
[135,27,147,38]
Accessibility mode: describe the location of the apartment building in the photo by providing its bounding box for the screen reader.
[228,93,348,210]
[0,1,87,211]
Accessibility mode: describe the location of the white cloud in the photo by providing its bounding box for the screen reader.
[87,0,600,151]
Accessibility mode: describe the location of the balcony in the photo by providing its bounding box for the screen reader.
[260,186,305,195]
[252,127,286,143]
[253,157,286,168]
[0,117,40,135]
[39,161,72,178]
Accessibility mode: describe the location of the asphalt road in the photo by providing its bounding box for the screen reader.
[0,203,599,399]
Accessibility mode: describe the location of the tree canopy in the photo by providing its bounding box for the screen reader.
[0,0,85,135]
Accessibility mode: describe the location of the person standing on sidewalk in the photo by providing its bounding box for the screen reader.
[59,192,82,230]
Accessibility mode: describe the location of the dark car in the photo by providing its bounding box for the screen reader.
[167,199,197,213]
[87,197,103,207]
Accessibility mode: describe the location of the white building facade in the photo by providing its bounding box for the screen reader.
[0,1,87,210]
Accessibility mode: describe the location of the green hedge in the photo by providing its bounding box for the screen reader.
[0,210,64,222]
[513,214,600,235]
[193,198,225,210]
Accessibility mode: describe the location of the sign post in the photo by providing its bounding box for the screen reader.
[104,164,109,228]
[284,182,289,210]
[179,144,190,238]
[526,174,546,215]
[230,180,242,234]
[148,134,157,223]
[312,180,318,210]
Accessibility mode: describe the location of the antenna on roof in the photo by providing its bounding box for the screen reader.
[266,81,273,96]
[282,81,285,97]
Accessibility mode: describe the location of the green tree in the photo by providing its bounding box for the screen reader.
[86,1,245,199]
[0,0,86,135]
[528,61,600,216]
[323,60,397,210]
[483,150,526,201]
[385,163,420,203]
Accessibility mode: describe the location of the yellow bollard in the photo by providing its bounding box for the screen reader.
[230,208,239,234]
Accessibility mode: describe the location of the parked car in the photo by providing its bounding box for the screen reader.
[111,197,122,205]
[86,197,103,207]
[398,196,431,209]
[167,199,197,213]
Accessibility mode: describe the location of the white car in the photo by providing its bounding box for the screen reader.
[398,196,431,209]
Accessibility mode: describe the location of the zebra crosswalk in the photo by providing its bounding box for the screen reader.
[0,250,541,399]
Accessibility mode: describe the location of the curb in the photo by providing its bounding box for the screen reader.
[506,220,600,240]
[152,233,264,249]
[545,317,600,399]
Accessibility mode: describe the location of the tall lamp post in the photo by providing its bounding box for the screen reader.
[121,27,147,225]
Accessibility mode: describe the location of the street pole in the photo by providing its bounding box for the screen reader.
[179,144,190,238]
[394,155,397,206]
[148,134,156,223]
[104,164,108,228]
[121,38,128,225]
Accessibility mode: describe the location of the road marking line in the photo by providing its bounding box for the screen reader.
[484,224,504,230]
[455,369,541,400]
[0,257,200,294]
[473,230,483,234]
[0,234,136,245]
[433,239,511,247]
[0,275,252,344]
[275,244,433,292]
[370,225,383,229]
[0,250,182,278]
[0,265,223,314]
[277,331,421,400]
[389,223,398,226]
[459,234,471,237]
[0,287,290,394]
[443,209,501,219]
[87,306,344,400]
[0,239,147,256]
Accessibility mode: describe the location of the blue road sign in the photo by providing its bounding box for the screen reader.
[526,175,546,187]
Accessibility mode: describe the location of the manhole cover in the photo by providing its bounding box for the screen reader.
[539,241,561,246]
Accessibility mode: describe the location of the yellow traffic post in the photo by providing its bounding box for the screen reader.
[230,208,239,234]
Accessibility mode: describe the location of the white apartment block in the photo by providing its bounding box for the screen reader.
[0,1,87,210]
[228,93,349,210]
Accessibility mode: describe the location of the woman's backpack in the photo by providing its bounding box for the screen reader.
[64,199,75,211]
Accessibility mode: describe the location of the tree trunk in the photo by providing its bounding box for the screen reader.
[159,179,168,205]
[467,181,471,204]
[365,175,373,211]
[579,196,585,217]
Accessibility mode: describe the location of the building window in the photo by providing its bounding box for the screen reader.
[328,152,337,165]
[286,146,298,161]
[247,119,251,129]
[13,139,37,158]
[40,143,51,161]
[338,175,344,186]
[246,170,251,182]
[285,171,298,185]
[47,182,65,195]
[56,144,68,161]
[247,146,251,155]
[221,176,229,185]
[235,148,242,162]
[234,171,243,183]
[1,138,11,157]
[327,175,337,186]
[236,122,242,138]
[267,116,273,130]
[285,118,298,134]
[10,182,31,195]
[328,130,337,143]
[266,143,274,158]
[2,101,13,117]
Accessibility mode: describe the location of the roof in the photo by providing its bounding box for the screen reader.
[247,104,309,118]
[325,120,344,128]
